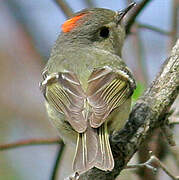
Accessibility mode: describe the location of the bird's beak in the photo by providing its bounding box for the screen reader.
[116,2,136,24]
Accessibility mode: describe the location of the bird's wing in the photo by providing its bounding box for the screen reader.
[41,72,87,133]
[87,66,131,128]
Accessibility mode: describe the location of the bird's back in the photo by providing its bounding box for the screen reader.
[45,45,127,90]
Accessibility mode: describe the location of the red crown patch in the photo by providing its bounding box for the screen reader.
[62,13,86,33]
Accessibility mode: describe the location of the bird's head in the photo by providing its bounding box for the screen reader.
[59,3,135,56]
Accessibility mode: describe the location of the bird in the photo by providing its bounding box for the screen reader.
[40,3,136,174]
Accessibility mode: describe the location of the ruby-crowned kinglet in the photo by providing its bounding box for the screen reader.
[40,3,136,174]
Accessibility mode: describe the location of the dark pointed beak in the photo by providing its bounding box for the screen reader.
[116,2,136,24]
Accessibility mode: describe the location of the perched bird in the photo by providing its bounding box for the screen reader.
[40,3,136,174]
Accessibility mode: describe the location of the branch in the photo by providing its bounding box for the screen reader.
[0,138,61,151]
[84,0,95,8]
[125,0,153,35]
[137,23,171,36]
[136,129,162,180]
[150,153,179,180]
[170,147,179,169]
[126,152,157,174]
[161,123,176,146]
[126,151,179,180]
[170,0,178,48]
[79,40,179,180]
[131,26,148,86]
[51,142,65,180]
[55,0,73,18]
[170,118,179,125]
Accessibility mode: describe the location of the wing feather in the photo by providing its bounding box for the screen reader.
[87,67,131,128]
[42,72,87,133]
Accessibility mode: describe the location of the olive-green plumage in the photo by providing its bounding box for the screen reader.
[40,4,136,174]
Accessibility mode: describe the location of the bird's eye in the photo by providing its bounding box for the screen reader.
[99,27,109,38]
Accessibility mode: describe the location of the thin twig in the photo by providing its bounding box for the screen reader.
[126,0,134,5]
[137,23,171,36]
[170,147,179,169]
[149,152,179,180]
[51,142,65,180]
[126,156,157,174]
[161,124,176,146]
[132,25,148,86]
[84,0,95,8]
[125,0,153,35]
[159,112,176,146]
[170,0,178,49]
[136,129,162,180]
[126,151,179,180]
[0,138,61,151]
[55,0,73,18]
[170,118,179,125]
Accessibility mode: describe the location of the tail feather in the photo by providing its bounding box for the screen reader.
[95,122,114,171]
[73,122,114,174]
[73,125,98,173]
